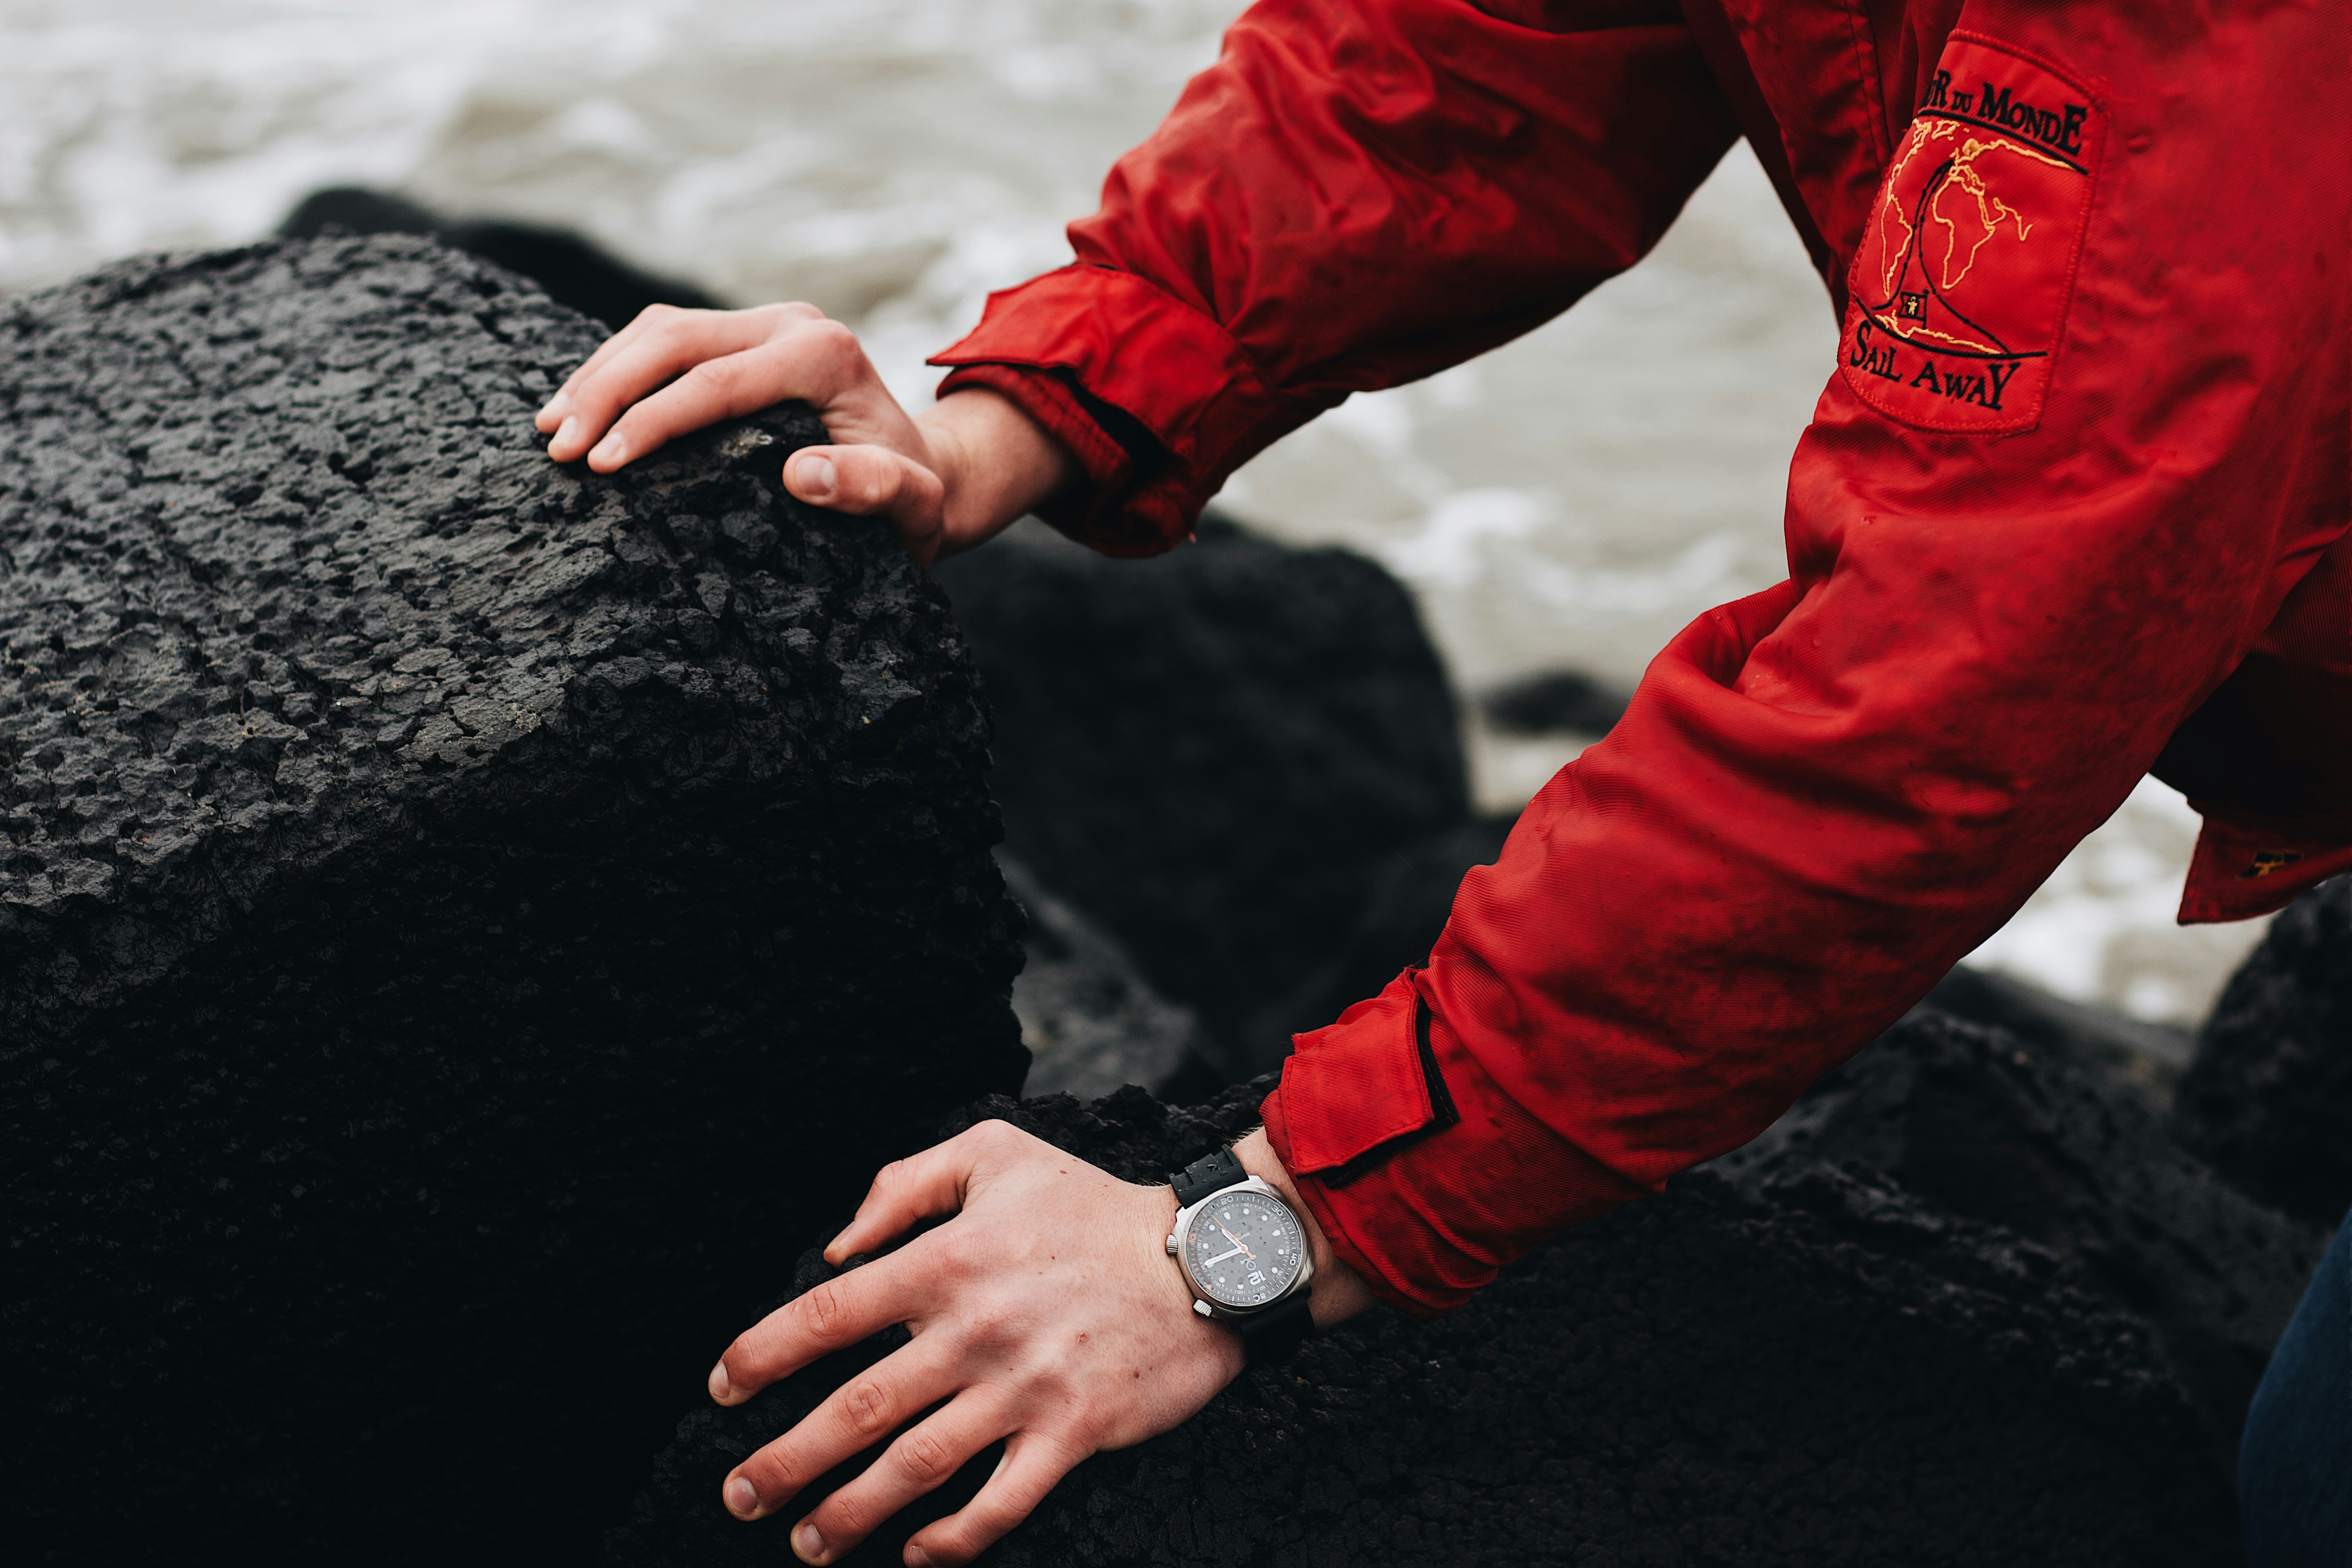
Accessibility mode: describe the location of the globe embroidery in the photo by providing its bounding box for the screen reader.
[1862,121,2065,358]
[1839,35,2103,433]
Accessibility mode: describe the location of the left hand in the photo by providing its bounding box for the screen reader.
[707,1120,1373,1565]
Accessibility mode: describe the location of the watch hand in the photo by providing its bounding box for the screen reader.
[1216,1222,1254,1258]
[1200,1243,1250,1266]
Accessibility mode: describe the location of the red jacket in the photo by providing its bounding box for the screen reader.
[932,0,2350,1316]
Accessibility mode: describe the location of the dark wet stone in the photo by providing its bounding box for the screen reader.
[1918,961,2195,1107]
[1003,853,1210,1101]
[1716,1009,2327,1476]
[612,1070,2243,1568]
[934,515,1468,1078]
[1476,666,1631,737]
[0,235,1025,1567]
[2175,877,2352,1225]
[1237,813,1514,1065]
[280,186,725,328]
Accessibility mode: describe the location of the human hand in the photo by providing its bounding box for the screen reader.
[706,1121,1375,1566]
[533,303,1073,565]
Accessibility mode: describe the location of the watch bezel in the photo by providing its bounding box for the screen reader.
[1166,1175,1316,1318]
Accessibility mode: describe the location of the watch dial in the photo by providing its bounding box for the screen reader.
[1182,1191,1305,1308]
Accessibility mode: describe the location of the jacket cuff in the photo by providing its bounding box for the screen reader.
[2178,802,2352,923]
[929,264,1319,556]
[1261,972,1651,1318]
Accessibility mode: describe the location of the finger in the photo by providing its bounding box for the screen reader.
[538,300,822,431]
[784,444,947,563]
[710,1250,927,1407]
[785,1391,1012,1565]
[902,1428,1083,1567]
[544,306,807,465]
[784,443,937,517]
[590,338,845,474]
[721,1333,965,1521]
[552,314,776,465]
[539,306,727,446]
[825,1120,1026,1266]
[535,308,666,431]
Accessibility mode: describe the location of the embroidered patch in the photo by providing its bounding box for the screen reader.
[1840,34,2104,433]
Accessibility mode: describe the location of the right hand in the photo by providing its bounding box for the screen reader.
[534,302,1074,565]
[704,1123,1376,1567]
[709,1120,1241,1567]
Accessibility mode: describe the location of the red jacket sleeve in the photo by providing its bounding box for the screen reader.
[930,0,1739,555]
[1261,14,2351,1315]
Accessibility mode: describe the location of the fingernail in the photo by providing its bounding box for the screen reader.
[542,392,571,419]
[725,1476,760,1519]
[905,1547,931,1567]
[590,432,626,466]
[793,1520,827,1563]
[801,455,835,495]
[707,1360,731,1402]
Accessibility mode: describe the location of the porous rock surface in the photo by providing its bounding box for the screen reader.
[1003,855,1210,1102]
[0,236,1025,1565]
[2175,876,2352,1225]
[935,516,1468,1079]
[612,1073,2239,1568]
[280,185,724,329]
[1714,1009,2328,1474]
[1920,960,2195,1107]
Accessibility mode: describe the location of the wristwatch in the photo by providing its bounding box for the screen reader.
[1164,1146,1315,1364]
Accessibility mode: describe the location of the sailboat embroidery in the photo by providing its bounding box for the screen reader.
[1839,35,2103,434]
[1861,122,2065,358]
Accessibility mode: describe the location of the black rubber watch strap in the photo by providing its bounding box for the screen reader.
[1170,1146,1248,1207]
[1234,1289,1314,1366]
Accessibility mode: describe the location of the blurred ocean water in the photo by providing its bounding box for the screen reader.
[0,0,2267,1023]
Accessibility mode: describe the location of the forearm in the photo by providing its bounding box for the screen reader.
[928,0,1736,558]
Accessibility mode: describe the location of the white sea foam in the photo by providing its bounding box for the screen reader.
[0,0,2268,1022]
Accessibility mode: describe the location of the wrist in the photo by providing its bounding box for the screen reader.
[1229,1128,1378,1329]
[914,387,1076,557]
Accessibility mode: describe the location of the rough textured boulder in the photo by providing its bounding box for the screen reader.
[1476,666,1631,737]
[2175,876,2352,1225]
[281,186,724,329]
[1003,855,1210,1101]
[1715,1009,2328,1474]
[934,517,1468,1078]
[1921,961,2195,1107]
[0,237,1026,1566]
[611,1070,2242,1568]
[1237,814,1514,1065]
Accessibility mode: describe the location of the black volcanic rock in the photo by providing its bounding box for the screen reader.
[611,1074,2241,1568]
[0,236,1025,1567]
[1917,960,2195,1107]
[281,186,725,328]
[1477,666,1631,737]
[934,516,1468,1078]
[1237,813,1515,1065]
[2175,876,2352,1225]
[1714,1009,2328,1475]
[1003,855,1211,1102]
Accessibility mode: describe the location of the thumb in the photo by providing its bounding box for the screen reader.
[784,444,948,564]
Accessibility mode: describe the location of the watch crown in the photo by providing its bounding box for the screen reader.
[1165,1234,1178,1254]
[1193,1299,1213,1318]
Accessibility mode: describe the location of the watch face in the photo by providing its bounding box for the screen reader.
[1181,1189,1306,1309]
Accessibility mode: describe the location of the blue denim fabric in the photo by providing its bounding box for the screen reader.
[2241,1208,2351,1567]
